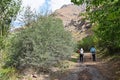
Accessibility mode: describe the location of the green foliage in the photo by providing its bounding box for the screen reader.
[78,36,95,51]
[0,36,4,49]
[6,16,75,70]
[71,0,84,5]
[18,6,37,27]
[72,0,120,53]
[0,67,17,80]
[0,0,21,50]
[0,0,21,36]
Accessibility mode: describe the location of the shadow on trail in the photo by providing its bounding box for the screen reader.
[70,57,78,63]
[45,53,109,80]
[59,53,109,80]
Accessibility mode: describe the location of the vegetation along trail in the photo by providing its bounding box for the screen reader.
[1,0,120,80]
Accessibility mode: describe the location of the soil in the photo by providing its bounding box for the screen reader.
[20,53,119,80]
[58,53,109,80]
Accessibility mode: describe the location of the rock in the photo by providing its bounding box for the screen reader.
[53,4,92,41]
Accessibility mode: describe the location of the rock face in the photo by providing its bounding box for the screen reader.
[54,4,93,41]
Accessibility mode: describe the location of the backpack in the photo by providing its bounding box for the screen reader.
[90,47,96,53]
[77,50,80,53]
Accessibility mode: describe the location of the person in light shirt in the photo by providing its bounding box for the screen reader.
[79,48,84,62]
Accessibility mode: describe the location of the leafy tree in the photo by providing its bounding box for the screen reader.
[71,0,120,53]
[0,0,21,49]
[18,6,37,27]
[6,16,75,70]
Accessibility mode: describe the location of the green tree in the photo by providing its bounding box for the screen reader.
[18,6,37,27]
[0,0,21,49]
[71,0,120,53]
[6,16,75,70]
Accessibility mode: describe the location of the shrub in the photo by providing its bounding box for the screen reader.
[0,67,18,80]
[6,16,75,70]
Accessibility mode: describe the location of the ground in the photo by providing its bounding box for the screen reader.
[58,53,110,80]
[20,53,119,80]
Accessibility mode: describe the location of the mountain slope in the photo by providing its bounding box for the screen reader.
[53,4,93,41]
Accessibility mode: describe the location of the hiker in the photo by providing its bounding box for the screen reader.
[79,48,84,62]
[90,46,96,61]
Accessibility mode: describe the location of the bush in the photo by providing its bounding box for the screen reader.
[0,67,18,80]
[6,16,75,70]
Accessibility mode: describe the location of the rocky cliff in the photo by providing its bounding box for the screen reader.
[53,4,93,41]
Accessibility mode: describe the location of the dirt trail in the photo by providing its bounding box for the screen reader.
[21,53,110,80]
[60,53,109,80]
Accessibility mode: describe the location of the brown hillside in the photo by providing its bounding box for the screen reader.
[53,4,93,41]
